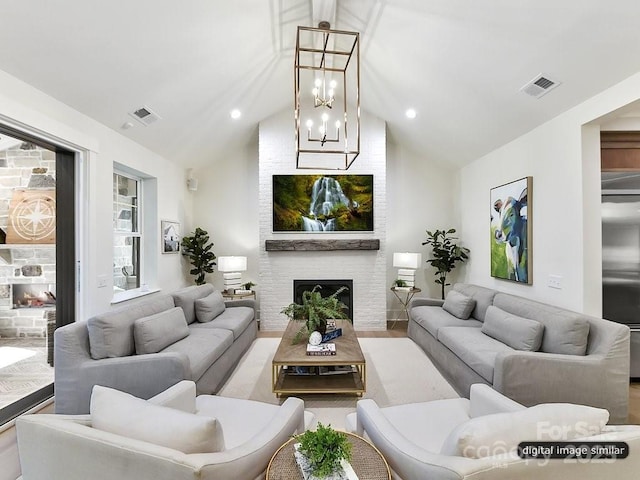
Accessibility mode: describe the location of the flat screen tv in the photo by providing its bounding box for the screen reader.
[273,174,374,232]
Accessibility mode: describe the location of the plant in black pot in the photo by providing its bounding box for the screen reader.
[281,285,348,344]
[422,228,470,299]
[181,227,216,285]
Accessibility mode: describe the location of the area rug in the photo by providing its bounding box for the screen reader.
[218,337,458,429]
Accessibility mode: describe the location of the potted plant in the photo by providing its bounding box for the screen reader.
[242,281,256,291]
[295,423,352,478]
[422,228,470,299]
[392,279,407,288]
[280,285,348,344]
[181,227,216,285]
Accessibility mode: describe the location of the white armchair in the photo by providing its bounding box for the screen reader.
[16,381,314,480]
[346,384,640,480]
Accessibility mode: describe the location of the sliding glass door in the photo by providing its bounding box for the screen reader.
[0,125,75,424]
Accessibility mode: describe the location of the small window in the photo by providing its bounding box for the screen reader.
[113,172,141,291]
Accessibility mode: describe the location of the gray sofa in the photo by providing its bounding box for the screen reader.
[54,284,257,414]
[408,283,630,423]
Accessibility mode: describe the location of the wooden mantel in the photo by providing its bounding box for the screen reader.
[265,239,380,252]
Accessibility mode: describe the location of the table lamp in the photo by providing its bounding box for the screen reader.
[218,256,247,293]
[393,252,422,288]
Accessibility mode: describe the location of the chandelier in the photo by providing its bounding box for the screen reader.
[294,23,360,170]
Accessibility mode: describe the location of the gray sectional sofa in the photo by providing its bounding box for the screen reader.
[54,284,257,414]
[408,283,630,423]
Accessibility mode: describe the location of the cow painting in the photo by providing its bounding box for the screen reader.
[490,177,531,283]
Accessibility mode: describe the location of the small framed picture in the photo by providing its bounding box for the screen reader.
[161,220,181,254]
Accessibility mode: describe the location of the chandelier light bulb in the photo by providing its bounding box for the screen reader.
[306,119,313,128]
[330,80,337,89]
[312,87,319,96]
[335,120,341,128]
[321,113,329,122]
[328,88,334,97]
[319,126,325,135]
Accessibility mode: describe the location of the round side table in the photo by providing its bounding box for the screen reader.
[266,432,391,480]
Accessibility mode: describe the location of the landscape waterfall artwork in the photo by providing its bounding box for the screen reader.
[273,175,374,232]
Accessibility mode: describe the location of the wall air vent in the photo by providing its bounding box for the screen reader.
[520,74,561,99]
[128,105,161,126]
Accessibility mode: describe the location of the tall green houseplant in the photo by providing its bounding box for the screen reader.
[422,228,470,299]
[181,227,216,285]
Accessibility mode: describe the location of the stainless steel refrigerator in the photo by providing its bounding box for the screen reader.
[602,172,640,378]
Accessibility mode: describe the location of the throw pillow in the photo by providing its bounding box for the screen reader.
[440,403,609,459]
[134,307,189,354]
[195,290,226,323]
[481,305,544,351]
[442,290,476,320]
[90,385,224,453]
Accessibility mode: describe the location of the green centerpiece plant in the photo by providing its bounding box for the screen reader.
[181,227,216,285]
[422,228,470,299]
[280,285,348,344]
[295,423,352,478]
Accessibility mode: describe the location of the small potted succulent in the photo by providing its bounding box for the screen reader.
[280,285,348,344]
[294,423,352,478]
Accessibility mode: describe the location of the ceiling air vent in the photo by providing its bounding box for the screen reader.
[128,105,161,126]
[520,74,561,99]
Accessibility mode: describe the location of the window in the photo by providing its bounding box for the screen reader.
[113,171,141,292]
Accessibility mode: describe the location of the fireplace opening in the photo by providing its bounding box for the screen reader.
[12,283,56,309]
[293,279,353,321]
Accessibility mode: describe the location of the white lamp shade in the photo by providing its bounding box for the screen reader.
[393,252,422,269]
[218,256,247,272]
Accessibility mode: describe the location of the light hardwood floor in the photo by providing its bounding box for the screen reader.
[260,321,640,424]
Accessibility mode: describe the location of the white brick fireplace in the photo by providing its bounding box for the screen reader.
[258,110,387,331]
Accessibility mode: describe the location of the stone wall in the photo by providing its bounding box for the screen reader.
[0,143,56,338]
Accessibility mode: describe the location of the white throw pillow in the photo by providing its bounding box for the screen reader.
[440,403,609,459]
[90,385,224,453]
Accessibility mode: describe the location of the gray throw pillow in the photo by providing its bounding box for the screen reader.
[195,291,226,323]
[481,306,544,351]
[134,307,189,354]
[442,290,476,319]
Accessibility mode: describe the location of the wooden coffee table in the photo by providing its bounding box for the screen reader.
[272,319,366,396]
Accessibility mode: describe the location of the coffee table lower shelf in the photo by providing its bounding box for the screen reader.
[272,365,366,397]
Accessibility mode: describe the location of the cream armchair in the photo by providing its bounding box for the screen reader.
[346,384,640,480]
[17,381,314,480]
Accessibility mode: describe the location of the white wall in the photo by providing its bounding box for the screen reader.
[189,136,260,292]
[386,139,458,305]
[458,71,640,315]
[0,69,192,319]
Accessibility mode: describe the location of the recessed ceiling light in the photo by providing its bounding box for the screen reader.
[405,109,417,119]
[230,109,242,119]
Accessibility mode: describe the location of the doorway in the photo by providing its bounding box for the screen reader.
[0,125,76,423]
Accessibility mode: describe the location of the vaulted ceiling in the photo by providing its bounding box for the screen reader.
[2,1,640,169]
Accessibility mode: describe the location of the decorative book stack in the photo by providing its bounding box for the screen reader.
[306,343,336,356]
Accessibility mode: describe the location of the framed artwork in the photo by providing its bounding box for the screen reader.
[6,189,56,244]
[272,174,374,232]
[161,220,180,254]
[490,176,532,284]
